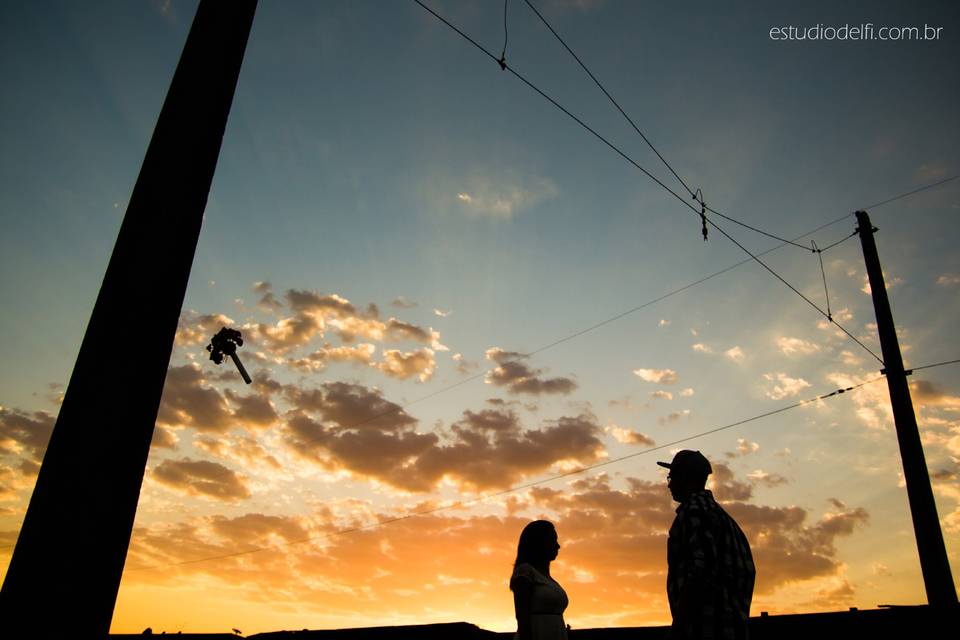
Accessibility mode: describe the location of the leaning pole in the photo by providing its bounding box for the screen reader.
[1,2,257,637]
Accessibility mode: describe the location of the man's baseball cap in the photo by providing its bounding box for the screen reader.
[657,450,712,477]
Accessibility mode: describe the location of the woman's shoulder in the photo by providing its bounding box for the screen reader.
[510,563,546,588]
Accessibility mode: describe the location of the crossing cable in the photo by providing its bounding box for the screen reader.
[521,0,697,200]
[520,0,830,253]
[124,372,897,571]
[705,213,884,364]
[862,174,960,211]
[498,0,509,69]
[411,0,879,364]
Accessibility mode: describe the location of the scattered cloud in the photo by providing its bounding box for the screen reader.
[776,337,820,356]
[157,365,234,433]
[763,373,811,400]
[452,352,478,374]
[485,348,577,396]
[650,390,673,401]
[936,274,960,286]
[727,438,759,458]
[679,388,695,398]
[861,273,902,295]
[658,319,670,327]
[633,368,679,385]
[608,426,655,446]
[390,296,417,309]
[691,343,713,354]
[658,409,691,425]
[153,458,251,501]
[433,308,452,318]
[377,348,437,382]
[282,401,605,492]
[747,469,789,488]
[454,175,558,219]
[725,346,745,363]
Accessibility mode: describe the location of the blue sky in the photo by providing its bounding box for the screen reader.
[2,0,959,633]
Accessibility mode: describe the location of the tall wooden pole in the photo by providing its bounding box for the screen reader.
[855,210,957,606]
[0,2,258,636]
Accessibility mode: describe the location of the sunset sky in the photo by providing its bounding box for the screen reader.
[1,0,959,635]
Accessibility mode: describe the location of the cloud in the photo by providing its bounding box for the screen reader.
[385,318,448,351]
[175,312,237,346]
[691,343,713,354]
[433,308,452,318]
[285,381,417,432]
[285,290,359,317]
[936,274,960,286]
[245,315,323,352]
[390,296,417,309]
[224,390,279,429]
[776,337,820,356]
[910,380,960,409]
[283,402,606,492]
[659,319,671,327]
[253,281,283,312]
[725,346,745,363]
[157,365,234,433]
[152,458,251,501]
[377,348,437,382]
[0,406,55,463]
[747,469,789,488]
[650,390,673,400]
[454,175,558,219]
[150,426,179,450]
[658,410,691,425]
[194,434,281,470]
[609,426,656,446]
[633,368,679,385]
[679,388,695,397]
[452,352,478,375]
[287,343,377,373]
[726,438,759,458]
[763,373,811,400]
[485,348,577,396]
[861,273,902,295]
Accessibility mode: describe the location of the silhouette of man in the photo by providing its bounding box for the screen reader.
[659,450,755,640]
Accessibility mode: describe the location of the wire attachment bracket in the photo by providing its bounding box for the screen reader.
[811,240,832,321]
[694,188,707,241]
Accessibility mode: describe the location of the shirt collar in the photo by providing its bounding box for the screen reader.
[675,488,715,512]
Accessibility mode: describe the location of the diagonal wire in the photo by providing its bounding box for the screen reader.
[705,215,884,364]
[521,0,697,199]
[862,175,960,211]
[124,374,888,571]
[816,229,857,253]
[411,0,881,365]
[706,205,813,250]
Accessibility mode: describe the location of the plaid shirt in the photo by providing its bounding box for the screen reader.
[667,490,755,640]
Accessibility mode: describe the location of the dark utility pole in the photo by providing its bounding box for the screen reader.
[0,2,257,637]
[855,210,957,607]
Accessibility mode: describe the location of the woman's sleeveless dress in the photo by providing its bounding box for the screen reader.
[510,563,569,640]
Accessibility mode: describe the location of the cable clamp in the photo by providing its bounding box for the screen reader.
[694,188,707,241]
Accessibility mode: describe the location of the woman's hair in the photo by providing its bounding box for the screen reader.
[513,519,556,570]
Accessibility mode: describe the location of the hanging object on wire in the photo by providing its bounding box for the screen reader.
[694,188,707,241]
[207,327,252,384]
[499,0,510,70]
[811,240,833,321]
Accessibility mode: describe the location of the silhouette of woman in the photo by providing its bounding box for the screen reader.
[510,520,568,640]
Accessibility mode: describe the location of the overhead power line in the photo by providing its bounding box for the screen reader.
[411,0,879,364]
[521,0,697,200]
[862,175,960,211]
